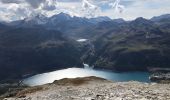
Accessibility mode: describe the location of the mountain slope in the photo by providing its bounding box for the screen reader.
[81,17,170,71]
[0,27,81,81]
[0,13,170,79]
[151,14,170,22]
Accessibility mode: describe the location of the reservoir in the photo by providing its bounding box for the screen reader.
[23,68,150,86]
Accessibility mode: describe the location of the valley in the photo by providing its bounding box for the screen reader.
[0,13,170,82]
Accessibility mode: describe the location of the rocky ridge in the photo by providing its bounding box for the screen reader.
[3,76,170,100]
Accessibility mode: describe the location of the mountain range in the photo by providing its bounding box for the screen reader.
[0,13,170,81]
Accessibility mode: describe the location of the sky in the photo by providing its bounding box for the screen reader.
[0,0,170,21]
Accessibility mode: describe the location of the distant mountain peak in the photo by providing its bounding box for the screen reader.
[25,14,46,21]
[89,16,112,23]
[58,12,70,16]
[51,12,72,20]
[112,18,125,23]
[24,13,48,25]
[90,16,111,20]
[134,17,148,21]
[151,14,170,22]
[132,17,152,24]
[129,17,154,27]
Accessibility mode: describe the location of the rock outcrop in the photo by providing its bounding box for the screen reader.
[3,76,170,100]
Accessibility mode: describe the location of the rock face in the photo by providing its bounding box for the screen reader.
[4,77,170,100]
[149,68,170,83]
[150,73,170,83]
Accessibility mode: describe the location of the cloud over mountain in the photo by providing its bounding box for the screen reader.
[0,0,170,21]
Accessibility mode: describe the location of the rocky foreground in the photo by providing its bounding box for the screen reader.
[3,76,170,100]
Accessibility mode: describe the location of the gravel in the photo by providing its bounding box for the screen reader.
[4,76,170,100]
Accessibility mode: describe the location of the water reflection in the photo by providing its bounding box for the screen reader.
[23,68,150,86]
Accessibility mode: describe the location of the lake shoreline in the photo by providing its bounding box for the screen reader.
[1,67,170,98]
[1,66,168,84]
[22,68,151,86]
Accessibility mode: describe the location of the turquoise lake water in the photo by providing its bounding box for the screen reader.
[23,68,150,86]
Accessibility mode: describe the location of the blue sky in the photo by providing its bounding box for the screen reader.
[0,0,170,21]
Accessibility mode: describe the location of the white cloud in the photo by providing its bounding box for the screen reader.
[101,0,170,20]
[39,0,58,11]
[0,2,32,21]
[25,0,46,8]
[0,0,22,4]
[109,0,125,13]
[81,0,101,18]
[0,0,170,21]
